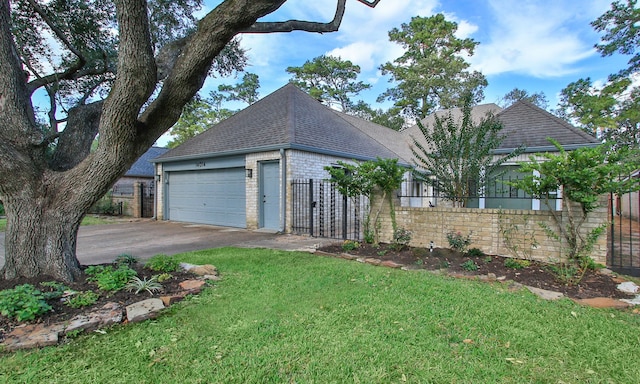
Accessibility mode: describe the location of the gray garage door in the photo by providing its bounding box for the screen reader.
[167,168,246,227]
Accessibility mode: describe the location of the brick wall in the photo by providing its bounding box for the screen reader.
[377,195,609,265]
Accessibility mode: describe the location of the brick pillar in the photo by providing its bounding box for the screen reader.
[132,182,142,218]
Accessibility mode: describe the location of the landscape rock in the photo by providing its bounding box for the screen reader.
[574,297,630,309]
[617,281,639,294]
[179,279,206,293]
[64,302,123,334]
[380,260,403,269]
[620,295,640,306]
[180,263,218,276]
[526,286,564,300]
[160,292,187,307]
[364,258,382,266]
[3,324,61,351]
[126,298,165,323]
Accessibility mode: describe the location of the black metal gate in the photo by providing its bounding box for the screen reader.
[291,179,364,240]
[608,191,640,276]
[140,182,155,218]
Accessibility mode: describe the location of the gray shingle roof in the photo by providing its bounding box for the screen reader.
[496,101,600,151]
[156,84,410,163]
[125,146,168,177]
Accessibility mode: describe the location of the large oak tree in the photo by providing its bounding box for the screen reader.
[0,0,381,282]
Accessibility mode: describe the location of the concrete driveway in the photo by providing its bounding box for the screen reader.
[0,220,332,267]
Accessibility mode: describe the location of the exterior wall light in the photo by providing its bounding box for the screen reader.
[246,169,253,178]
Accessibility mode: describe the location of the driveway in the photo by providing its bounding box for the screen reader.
[0,220,332,267]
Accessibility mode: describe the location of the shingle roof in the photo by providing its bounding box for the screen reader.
[402,101,600,156]
[125,146,168,177]
[156,84,411,163]
[496,101,600,151]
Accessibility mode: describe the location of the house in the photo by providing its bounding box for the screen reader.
[400,101,601,210]
[153,84,412,231]
[110,146,168,217]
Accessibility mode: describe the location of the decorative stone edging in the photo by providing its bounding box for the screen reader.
[315,250,639,309]
[1,264,219,352]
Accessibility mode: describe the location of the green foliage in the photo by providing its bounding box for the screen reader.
[66,291,100,308]
[504,258,531,270]
[466,247,485,258]
[499,88,548,109]
[215,72,260,105]
[446,231,472,253]
[156,273,173,283]
[287,55,371,112]
[378,14,487,119]
[0,202,4,215]
[39,281,69,300]
[351,102,406,131]
[325,157,405,244]
[498,210,539,260]
[460,260,478,271]
[412,94,523,207]
[546,263,580,285]
[86,265,138,292]
[509,141,640,278]
[341,240,360,252]
[592,0,640,77]
[89,193,121,215]
[390,227,412,251]
[167,95,234,148]
[145,254,181,273]
[126,276,163,295]
[114,253,138,267]
[0,284,53,322]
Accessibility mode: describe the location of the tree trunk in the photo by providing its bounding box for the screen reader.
[1,188,85,282]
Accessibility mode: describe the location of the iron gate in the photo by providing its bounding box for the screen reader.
[608,191,640,276]
[291,179,365,240]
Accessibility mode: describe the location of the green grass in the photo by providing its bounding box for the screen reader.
[1,248,640,383]
[0,215,113,232]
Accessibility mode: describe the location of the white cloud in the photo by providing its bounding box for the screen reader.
[466,0,607,78]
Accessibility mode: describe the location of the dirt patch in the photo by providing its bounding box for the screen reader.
[318,243,635,300]
[0,263,197,341]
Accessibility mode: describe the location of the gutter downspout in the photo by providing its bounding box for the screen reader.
[280,148,287,233]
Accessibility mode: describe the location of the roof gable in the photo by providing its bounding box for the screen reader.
[157,84,410,163]
[125,146,168,177]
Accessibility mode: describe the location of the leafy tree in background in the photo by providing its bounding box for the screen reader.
[592,0,640,77]
[411,95,523,207]
[378,14,487,120]
[499,88,549,110]
[0,0,384,282]
[168,72,260,148]
[286,55,371,112]
[351,102,406,131]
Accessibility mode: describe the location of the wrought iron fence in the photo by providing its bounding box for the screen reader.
[608,172,640,276]
[291,179,366,240]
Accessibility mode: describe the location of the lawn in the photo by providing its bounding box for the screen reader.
[1,248,639,383]
[0,215,113,232]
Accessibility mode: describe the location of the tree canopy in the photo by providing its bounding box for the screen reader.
[0,0,383,282]
[499,88,549,110]
[286,54,371,112]
[378,14,487,120]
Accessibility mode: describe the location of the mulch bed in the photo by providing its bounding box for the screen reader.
[0,263,197,341]
[317,242,635,300]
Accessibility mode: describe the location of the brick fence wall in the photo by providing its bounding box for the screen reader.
[376,195,609,265]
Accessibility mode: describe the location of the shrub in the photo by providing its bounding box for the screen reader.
[66,291,100,308]
[156,273,173,283]
[390,227,412,251]
[86,265,138,292]
[460,260,478,271]
[466,247,485,257]
[504,258,531,270]
[446,231,472,253]
[114,253,138,267]
[0,202,4,215]
[126,276,163,295]
[145,254,181,273]
[0,284,53,322]
[341,240,360,252]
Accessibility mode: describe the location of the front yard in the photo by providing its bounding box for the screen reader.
[1,247,639,383]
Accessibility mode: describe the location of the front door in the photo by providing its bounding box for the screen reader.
[260,161,280,230]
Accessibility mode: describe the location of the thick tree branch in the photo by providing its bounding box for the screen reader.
[242,0,345,33]
[24,0,86,95]
[50,101,103,171]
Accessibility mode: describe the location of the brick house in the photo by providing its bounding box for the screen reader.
[153,84,412,231]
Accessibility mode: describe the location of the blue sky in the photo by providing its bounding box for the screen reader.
[158,0,630,144]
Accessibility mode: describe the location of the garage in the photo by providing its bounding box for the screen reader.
[166,167,246,227]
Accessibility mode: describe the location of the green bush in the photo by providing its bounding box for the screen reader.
[390,227,412,251]
[446,231,472,253]
[341,240,360,252]
[460,260,478,271]
[114,253,138,267]
[0,202,4,215]
[126,276,163,295]
[39,281,69,300]
[66,291,100,308]
[0,284,53,322]
[466,247,485,257]
[504,258,531,270]
[86,265,137,292]
[145,254,181,273]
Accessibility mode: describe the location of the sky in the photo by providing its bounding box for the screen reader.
[158,0,630,145]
